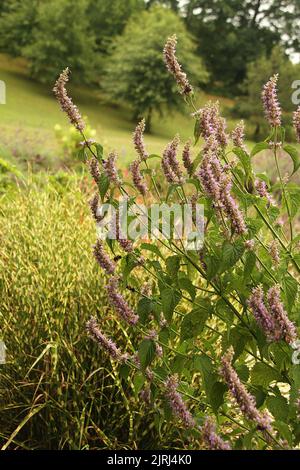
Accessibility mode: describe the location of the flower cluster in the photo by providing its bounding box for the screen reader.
[182,140,193,176]
[130,159,148,196]
[269,240,280,266]
[161,135,184,184]
[53,68,85,131]
[255,179,276,207]
[93,239,116,275]
[248,285,297,344]
[107,276,139,325]
[193,101,228,147]
[164,375,195,428]
[163,35,193,95]
[202,417,231,450]
[198,136,247,235]
[133,119,149,161]
[103,151,121,186]
[293,106,300,143]
[88,156,100,184]
[86,317,127,362]
[113,209,133,253]
[144,329,163,357]
[261,74,281,127]
[220,347,272,431]
[231,120,248,153]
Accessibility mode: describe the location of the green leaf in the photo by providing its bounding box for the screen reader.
[94,143,103,161]
[286,185,300,218]
[266,396,289,422]
[166,256,180,279]
[282,275,298,312]
[138,339,156,370]
[284,145,300,175]
[133,372,145,396]
[180,299,211,340]
[137,297,154,323]
[232,147,252,177]
[250,142,270,157]
[98,172,110,201]
[210,381,227,412]
[194,119,201,145]
[251,363,281,387]
[220,240,245,273]
[178,276,196,301]
[161,288,181,321]
[148,154,161,160]
[243,251,256,280]
[140,242,163,259]
[274,421,293,445]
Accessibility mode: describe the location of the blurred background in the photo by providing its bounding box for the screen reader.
[0,0,299,176]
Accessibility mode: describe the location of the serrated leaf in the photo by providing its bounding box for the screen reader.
[282,275,298,312]
[266,396,289,422]
[137,297,154,323]
[220,240,245,273]
[161,288,181,321]
[94,143,103,161]
[251,363,281,387]
[210,381,227,412]
[133,372,145,396]
[250,142,270,157]
[166,256,180,279]
[180,300,211,340]
[243,251,256,280]
[178,276,196,301]
[284,145,300,175]
[194,119,201,144]
[138,339,156,370]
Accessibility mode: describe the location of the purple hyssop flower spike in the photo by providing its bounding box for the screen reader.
[53,68,85,131]
[220,347,272,431]
[130,159,147,196]
[113,210,133,253]
[231,120,248,153]
[164,375,195,428]
[107,277,139,325]
[133,119,148,161]
[261,74,281,127]
[248,286,279,341]
[163,35,193,95]
[202,417,231,450]
[267,285,297,344]
[103,151,121,186]
[293,106,300,143]
[88,156,100,184]
[86,317,127,362]
[93,239,116,275]
[255,180,276,207]
[182,140,193,176]
[162,135,184,184]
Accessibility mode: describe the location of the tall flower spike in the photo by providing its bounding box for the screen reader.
[88,156,100,184]
[202,417,231,450]
[182,140,193,176]
[162,135,183,184]
[248,286,279,342]
[89,193,104,224]
[107,276,139,325]
[53,68,85,131]
[267,285,297,344]
[220,347,272,431]
[262,74,281,127]
[293,106,300,143]
[164,375,195,428]
[163,35,193,95]
[269,240,280,266]
[93,239,116,275]
[86,317,127,362]
[133,119,148,161]
[103,151,121,186]
[114,209,133,253]
[130,159,147,196]
[231,120,248,153]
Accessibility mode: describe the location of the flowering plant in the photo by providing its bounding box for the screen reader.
[54,38,300,450]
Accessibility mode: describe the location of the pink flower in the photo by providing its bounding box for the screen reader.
[261,74,281,127]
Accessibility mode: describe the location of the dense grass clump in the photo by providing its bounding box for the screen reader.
[0,177,169,450]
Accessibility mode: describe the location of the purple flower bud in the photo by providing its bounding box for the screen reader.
[267,285,297,344]
[182,140,193,176]
[231,120,248,153]
[133,119,148,161]
[162,135,184,184]
[53,68,85,131]
[130,159,147,196]
[86,317,127,362]
[202,417,231,450]
[103,151,121,186]
[163,35,193,95]
[164,375,195,428]
[93,239,116,275]
[220,347,272,431]
[107,276,139,325]
[88,156,100,184]
[262,74,281,127]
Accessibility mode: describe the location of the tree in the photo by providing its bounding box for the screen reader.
[23,0,99,84]
[87,0,144,55]
[185,0,300,93]
[0,0,40,56]
[103,5,208,131]
[236,46,300,140]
